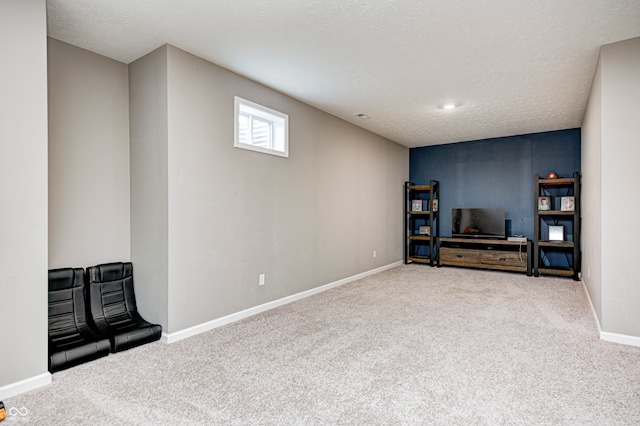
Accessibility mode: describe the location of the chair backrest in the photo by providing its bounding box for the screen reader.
[86,262,141,333]
[48,268,95,343]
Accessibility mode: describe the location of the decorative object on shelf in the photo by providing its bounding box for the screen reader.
[561,196,575,211]
[508,235,527,242]
[411,199,423,211]
[546,171,559,179]
[419,226,430,235]
[431,199,438,212]
[549,225,564,241]
[538,196,551,210]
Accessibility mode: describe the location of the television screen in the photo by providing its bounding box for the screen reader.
[452,208,506,239]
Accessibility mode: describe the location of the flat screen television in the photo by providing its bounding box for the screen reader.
[452,208,506,239]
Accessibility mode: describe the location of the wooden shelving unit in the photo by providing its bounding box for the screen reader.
[533,171,581,280]
[404,181,439,266]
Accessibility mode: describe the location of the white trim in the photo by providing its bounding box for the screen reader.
[582,279,640,348]
[234,96,289,158]
[162,261,403,344]
[0,372,51,400]
[581,278,603,336]
[600,331,640,348]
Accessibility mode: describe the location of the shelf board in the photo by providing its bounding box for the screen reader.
[407,256,433,264]
[407,211,431,215]
[439,237,527,247]
[538,177,575,186]
[408,235,432,241]
[538,210,575,216]
[538,240,574,248]
[407,185,431,191]
[537,267,575,277]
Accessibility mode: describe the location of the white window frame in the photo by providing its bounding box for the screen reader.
[234,96,289,158]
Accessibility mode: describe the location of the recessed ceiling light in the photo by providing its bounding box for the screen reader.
[355,113,370,119]
[438,102,460,111]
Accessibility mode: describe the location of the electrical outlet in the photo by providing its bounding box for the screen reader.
[373,250,377,258]
[259,274,265,286]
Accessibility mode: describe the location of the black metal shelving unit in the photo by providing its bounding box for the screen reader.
[533,171,581,280]
[404,180,440,266]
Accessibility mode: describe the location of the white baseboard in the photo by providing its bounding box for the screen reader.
[581,279,640,348]
[0,372,51,400]
[161,261,403,344]
[600,331,640,347]
[581,278,603,336]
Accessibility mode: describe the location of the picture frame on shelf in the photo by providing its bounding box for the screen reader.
[561,196,575,211]
[431,199,438,212]
[419,226,430,235]
[537,196,551,210]
[411,199,423,211]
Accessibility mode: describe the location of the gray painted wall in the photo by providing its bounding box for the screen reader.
[581,55,602,323]
[0,0,49,393]
[130,45,409,334]
[582,36,640,338]
[600,37,640,337]
[48,38,131,269]
[129,46,170,327]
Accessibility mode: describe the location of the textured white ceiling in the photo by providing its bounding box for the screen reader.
[47,0,640,148]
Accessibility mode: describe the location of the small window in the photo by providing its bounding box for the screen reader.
[234,96,288,158]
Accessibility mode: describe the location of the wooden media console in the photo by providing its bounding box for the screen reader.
[438,237,532,276]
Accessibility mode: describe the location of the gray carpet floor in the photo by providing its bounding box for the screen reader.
[4,265,640,425]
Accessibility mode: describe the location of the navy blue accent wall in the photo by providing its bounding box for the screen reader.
[410,129,581,240]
